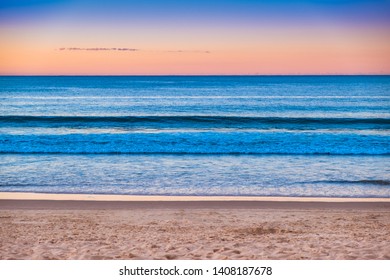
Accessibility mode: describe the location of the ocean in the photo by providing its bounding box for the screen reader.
[0,76,389,197]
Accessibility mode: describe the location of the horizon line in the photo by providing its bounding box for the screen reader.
[1,74,390,77]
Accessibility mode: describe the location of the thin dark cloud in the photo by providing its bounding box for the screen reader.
[57,48,210,53]
[58,47,139,51]
[165,50,210,54]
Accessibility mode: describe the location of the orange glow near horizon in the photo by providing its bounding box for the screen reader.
[1,33,389,75]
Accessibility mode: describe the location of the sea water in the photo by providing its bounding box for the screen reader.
[0,76,389,197]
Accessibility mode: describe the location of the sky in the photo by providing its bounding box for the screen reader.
[0,0,389,75]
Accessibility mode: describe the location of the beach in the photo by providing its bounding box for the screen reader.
[1,193,389,260]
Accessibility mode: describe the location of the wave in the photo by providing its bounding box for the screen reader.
[2,152,390,156]
[1,115,389,129]
[312,180,390,186]
[1,132,389,155]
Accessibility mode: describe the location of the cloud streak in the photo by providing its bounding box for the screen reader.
[58,47,139,51]
[57,47,210,53]
[165,50,210,54]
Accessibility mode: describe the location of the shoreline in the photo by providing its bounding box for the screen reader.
[1,191,390,202]
[1,192,389,211]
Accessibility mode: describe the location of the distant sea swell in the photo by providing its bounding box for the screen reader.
[1,115,390,129]
[0,115,389,155]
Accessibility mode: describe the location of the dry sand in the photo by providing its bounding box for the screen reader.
[0,194,389,260]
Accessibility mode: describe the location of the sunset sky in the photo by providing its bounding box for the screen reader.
[1,0,389,75]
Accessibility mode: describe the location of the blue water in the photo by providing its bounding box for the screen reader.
[0,76,389,197]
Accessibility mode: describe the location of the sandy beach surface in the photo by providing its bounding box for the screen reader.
[1,193,389,260]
